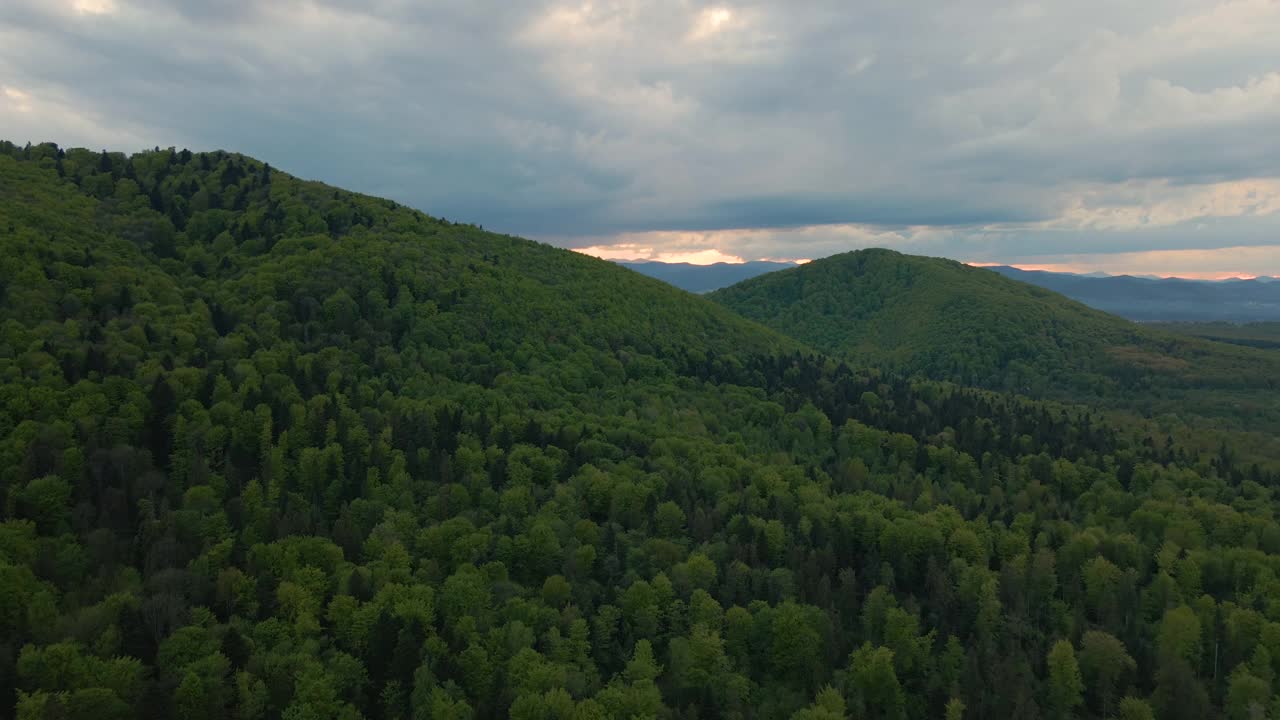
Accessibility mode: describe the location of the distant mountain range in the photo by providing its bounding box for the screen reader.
[618,260,795,293]
[987,266,1280,322]
[618,259,1280,322]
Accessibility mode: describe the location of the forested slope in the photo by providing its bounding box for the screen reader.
[709,249,1280,434]
[1148,322,1280,350]
[3,142,1280,720]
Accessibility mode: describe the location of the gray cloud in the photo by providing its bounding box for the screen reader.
[2,0,1280,270]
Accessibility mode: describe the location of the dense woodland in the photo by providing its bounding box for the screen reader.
[1149,322,1280,351]
[4,141,1280,720]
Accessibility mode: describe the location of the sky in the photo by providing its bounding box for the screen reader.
[2,0,1280,278]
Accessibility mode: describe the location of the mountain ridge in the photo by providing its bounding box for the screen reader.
[617,260,795,293]
[987,265,1280,321]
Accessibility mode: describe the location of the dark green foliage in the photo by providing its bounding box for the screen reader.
[1148,321,1280,350]
[3,140,1280,719]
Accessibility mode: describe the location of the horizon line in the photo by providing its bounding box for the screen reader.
[573,247,1271,281]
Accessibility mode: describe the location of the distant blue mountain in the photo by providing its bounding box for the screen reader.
[618,260,794,293]
[987,266,1280,322]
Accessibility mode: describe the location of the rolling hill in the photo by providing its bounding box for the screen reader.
[4,142,1280,720]
[710,249,1280,429]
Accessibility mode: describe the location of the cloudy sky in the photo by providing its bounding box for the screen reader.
[3,0,1280,277]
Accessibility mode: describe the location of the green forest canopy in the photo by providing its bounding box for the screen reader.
[3,140,1280,720]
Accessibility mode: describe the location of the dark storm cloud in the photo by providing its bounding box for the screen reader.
[2,0,1279,268]
[619,192,1055,236]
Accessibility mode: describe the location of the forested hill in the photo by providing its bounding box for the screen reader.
[709,249,1280,432]
[4,141,1280,720]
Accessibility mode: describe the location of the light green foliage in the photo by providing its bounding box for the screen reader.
[1078,630,1136,718]
[1225,664,1271,720]
[791,686,847,720]
[668,623,729,694]
[1046,639,1083,720]
[1158,606,1202,665]
[1116,696,1155,720]
[846,643,905,720]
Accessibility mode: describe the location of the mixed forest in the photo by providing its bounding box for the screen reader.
[3,141,1280,720]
